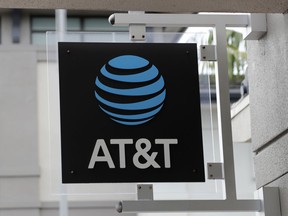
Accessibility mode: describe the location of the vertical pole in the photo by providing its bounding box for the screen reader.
[214,23,237,201]
[56,9,68,216]
[55,9,67,42]
[59,186,68,216]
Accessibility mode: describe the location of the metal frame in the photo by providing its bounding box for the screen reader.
[117,185,280,214]
[109,12,277,215]
[118,199,262,213]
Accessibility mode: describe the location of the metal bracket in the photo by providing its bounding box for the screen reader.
[110,12,267,41]
[200,45,217,61]
[137,184,154,200]
[207,162,224,179]
[255,187,281,216]
[129,24,146,41]
[244,13,267,40]
[128,11,146,41]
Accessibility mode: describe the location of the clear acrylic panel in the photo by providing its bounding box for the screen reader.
[46,30,224,200]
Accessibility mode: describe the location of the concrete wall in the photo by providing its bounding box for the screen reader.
[0,47,40,215]
[0,10,137,216]
[0,10,40,216]
[247,13,288,216]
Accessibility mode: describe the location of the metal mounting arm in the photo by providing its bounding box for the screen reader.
[115,186,280,215]
[108,12,274,215]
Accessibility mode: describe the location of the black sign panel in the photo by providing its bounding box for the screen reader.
[58,42,205,183]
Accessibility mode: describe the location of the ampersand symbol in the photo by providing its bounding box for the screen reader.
[133,138,160,169]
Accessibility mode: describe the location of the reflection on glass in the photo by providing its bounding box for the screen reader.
[46,31,224,200]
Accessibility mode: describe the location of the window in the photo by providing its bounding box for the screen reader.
[31,17,55,45]
[31,16,128,45]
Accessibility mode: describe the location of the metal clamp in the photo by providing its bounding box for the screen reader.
[207,162,225,179]
[200,45,217,61]
[137,184,154,200]
[128,11,146,41]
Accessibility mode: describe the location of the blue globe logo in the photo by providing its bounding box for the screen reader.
[95,55,166,126]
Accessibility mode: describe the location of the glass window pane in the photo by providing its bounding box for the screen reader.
[83,17,128,32]
[32,17,55,31]
[67,18,81,31]
[31,32,46,45]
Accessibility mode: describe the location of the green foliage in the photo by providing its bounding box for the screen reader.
[205,29,247,85]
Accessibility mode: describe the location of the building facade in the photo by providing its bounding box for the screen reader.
[0,8,287,216]
[247,13,288,216]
